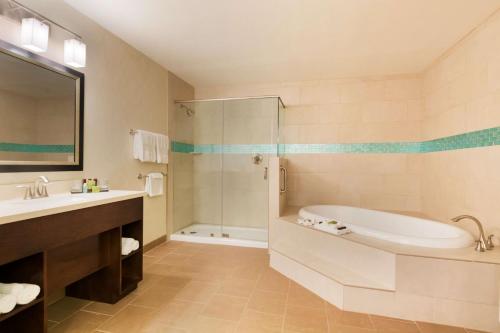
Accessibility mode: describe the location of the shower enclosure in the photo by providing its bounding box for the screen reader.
[170,97,284,247]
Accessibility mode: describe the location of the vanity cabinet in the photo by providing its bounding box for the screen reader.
[0,197,143,333]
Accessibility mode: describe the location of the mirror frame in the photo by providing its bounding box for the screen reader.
[0,39,84,173]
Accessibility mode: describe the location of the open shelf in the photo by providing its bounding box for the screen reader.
[121,248,142,261]
[0,253,44,332]
[0,297,43,323]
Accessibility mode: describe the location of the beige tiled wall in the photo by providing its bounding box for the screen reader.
[197,76,424,213]
[0,1,196,245]
[421,10,500,234]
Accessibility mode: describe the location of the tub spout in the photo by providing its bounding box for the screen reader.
[451,215,489,252]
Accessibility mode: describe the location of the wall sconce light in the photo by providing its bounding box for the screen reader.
[21,18,49,53]
[64,39,86,68]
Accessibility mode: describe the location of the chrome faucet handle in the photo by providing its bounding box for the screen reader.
[16,184,34,200]
[475,240,486,252]
[35,176,50,197]
[487,234,495,250]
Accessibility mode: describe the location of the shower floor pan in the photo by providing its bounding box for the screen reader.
[171,223,268,248]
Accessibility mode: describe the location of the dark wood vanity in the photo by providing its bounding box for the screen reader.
[0,197,143,333]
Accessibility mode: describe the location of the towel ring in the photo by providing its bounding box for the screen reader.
[137,172,167,180]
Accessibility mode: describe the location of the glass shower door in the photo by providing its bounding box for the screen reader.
[221,98,279,241]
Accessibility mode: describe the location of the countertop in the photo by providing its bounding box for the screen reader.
[0,190,145,225]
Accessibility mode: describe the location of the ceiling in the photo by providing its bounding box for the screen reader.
[64,0,500,88]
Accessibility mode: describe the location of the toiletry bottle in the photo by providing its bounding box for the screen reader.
[82,179,88,193]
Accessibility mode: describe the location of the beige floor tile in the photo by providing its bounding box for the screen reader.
[49,311,110,333]
[202,294,247,321]
[158,253,194,266]
[144,242,176,258]
[284,304,328,333]
[247,290,288,315]
[256,268,290,294]
[417,322,467,333]
[328,325,376,333]
[143,255,161,268]
[153,300,204,329]
[327,305,373,329]
[218,277,257,298]
[237,309,283,333]
[82,292,137,315]
[48,320,59,329]
[48,297,92,322]
[231,263,266,280]
[135,273,166,294]
[369,315,419,333]
[131,284,180,308]
[189,315,237,333]
[98,305,159,332]
[288,283,325,309]
[174,280,220,303]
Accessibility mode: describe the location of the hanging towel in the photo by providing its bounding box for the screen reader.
[156,134,169,164]
[133,130,157,162]
[145,172,164,197]
[0,293,16,314]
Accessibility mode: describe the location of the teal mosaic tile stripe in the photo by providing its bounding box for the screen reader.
[0,142,74,153]
[421,126,500,152]
[171,126,500,155]
[171,141,194,153]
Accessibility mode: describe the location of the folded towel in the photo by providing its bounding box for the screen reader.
[0,283,41,305]
[0,293,16,314]
[314,221,351,236]
[156,134,169,164]
[122,237,140,256]
[297,218,315,226]
[133,130,157,162]
[145,172,164,197]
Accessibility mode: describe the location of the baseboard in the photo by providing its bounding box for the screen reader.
[143,235,167,252]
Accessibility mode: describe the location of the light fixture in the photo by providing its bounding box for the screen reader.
[64,39,86,68]
[21,18,49,53]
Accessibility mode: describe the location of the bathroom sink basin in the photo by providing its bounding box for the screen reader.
[10,195,87,206]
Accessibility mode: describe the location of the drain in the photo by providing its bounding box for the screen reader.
[210,233,214,237]
[190,231,197,234]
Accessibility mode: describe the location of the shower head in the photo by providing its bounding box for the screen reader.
[180,104,195,117]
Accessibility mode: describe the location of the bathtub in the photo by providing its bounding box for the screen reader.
[298,205,474,249]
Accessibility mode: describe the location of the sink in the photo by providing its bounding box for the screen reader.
[10,195,87,206]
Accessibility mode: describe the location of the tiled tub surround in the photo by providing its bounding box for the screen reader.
[269,216,500,332]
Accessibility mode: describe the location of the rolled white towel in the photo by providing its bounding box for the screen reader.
[0,293,16,314]
[0,283,24,296]
[122,237,139,255]
[17,284,41,305]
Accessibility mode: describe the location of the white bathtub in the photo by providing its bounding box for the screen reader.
[298,205,474,249]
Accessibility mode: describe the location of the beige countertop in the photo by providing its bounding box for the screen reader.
[279,211,500,265]
[0,190,145,225]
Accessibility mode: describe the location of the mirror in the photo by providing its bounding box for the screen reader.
[0,40,84,172]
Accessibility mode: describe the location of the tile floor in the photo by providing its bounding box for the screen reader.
[48,241,487,333]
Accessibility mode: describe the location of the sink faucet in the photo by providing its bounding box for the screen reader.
[16,176,50,200]
[35,176,49,198]
[451,215,493,252]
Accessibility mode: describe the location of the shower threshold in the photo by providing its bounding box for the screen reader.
[171,223,268,248]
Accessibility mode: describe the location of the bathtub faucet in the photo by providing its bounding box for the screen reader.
[451,215,493,252]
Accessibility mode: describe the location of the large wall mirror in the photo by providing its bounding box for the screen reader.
[0,40,84,172]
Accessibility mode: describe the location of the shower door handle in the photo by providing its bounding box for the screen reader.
[280,166,287,193]
[264,167,268,180]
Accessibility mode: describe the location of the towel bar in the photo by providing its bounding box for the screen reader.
[137,172,167,180]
